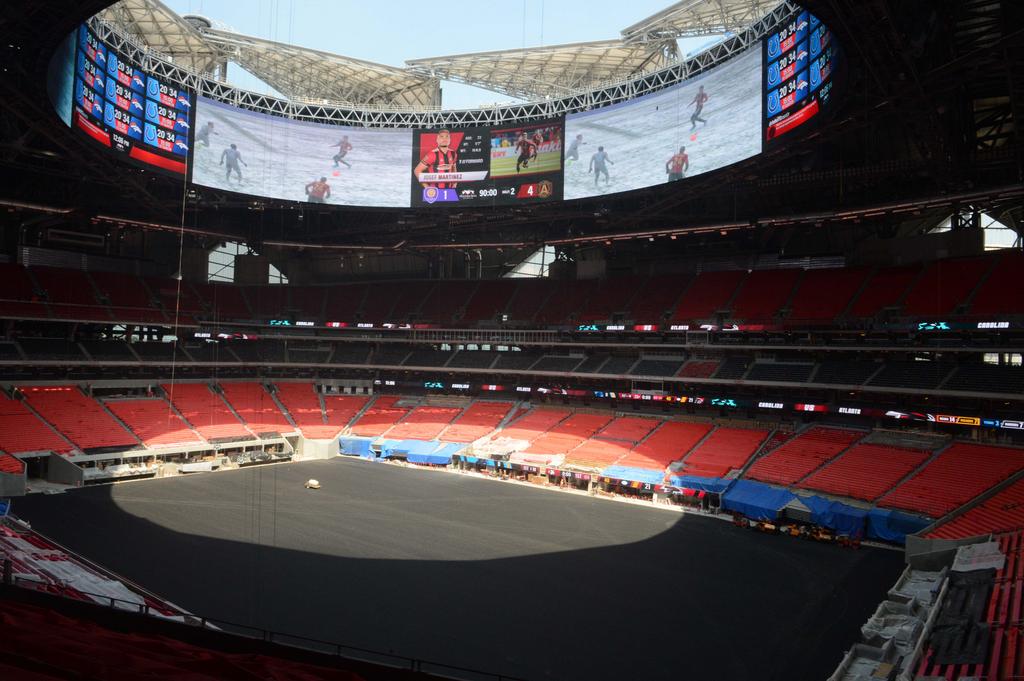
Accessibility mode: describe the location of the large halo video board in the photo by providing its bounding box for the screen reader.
[564,46,762,200]
[764,11,838,141]
[70,25,193,176]
[190,97,413,208]
[410,118,564,206]
[51,8,839,208]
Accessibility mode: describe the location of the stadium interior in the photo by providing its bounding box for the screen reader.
[0,0,1023,679]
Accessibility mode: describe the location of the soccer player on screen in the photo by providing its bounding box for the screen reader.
[331,136,353,168]
[305,177,331,203]
[566,134,585,165]
[220,143,247,182]
[589,146,613,186]
[690,84,709,130]
[196,121,216,148]
[665,146,689,182]
[530,129,545,160]
[515,132,535,173]
[414,129,458,188]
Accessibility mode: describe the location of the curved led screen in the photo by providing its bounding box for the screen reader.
[51,9,838,207]
[565,46,761,200]
[191,97,413,208]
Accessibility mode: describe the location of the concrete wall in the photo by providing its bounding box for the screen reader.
[295,438,338,461]
[47,454,84,486]
[0,470,26,497]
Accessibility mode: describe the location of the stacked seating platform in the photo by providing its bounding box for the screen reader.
[745,427,863,486]
[879,443,1024,518]
[104,399,201,447]
[798,443,931,502]
[676,426,770,479]
[160,383,252,441]
[441,401,513,443]
[22,386,136,450]
[219,382,293,435]
[349,396,411,437]
[0,392,71,454]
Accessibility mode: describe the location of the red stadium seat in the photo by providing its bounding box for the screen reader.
[617,421,712,471]
[161,383,252,440]
[745,427,863,486]
[0,392,72,454]
[22,386,137,450]
[105,399,202,447]
[671,271,746,323]
[729,269,801,323]
[441,401,513,442]
[798,443,930,501]
[274,383,334,438]
[879,443,1024,518]
[677,426,770,479]
[386,406,462,440]
[349,395,412,437]
[219,382,293,434]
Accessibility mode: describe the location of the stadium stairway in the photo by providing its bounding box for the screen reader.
[210,383,256,434]
[731,427,796,481]
[790,429,869,486]
[159,391,207,443]
[0,392,76,455]
[266,384,301,431]
[93,397,145,449]
[922,467,1024,539]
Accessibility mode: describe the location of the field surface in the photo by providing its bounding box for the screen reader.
[14,458,903,681]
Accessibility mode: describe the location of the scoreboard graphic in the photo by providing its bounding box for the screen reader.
[410,118,563,207]
[763,11,838,142]
[72,24,192,175]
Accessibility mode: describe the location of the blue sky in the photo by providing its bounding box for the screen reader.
[164,0,716,108]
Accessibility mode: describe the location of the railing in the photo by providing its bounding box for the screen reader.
[4,571,530,681]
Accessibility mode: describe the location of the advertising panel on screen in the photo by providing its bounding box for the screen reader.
[69,24,192,176]
[410,118,563,206]
[564,46,761,200]
[191,97,413,208]
[764,11,838,141]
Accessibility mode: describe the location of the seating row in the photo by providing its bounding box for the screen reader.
[0,252,1020,327]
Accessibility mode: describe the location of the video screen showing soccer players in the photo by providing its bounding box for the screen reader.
[69,24,193,176]
[764,11,838,142]
[190,96,413,208]
[410,118,563,206]
[564,46,762,200]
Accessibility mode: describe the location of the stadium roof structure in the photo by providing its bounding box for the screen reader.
[620,0,785,43]
[97,0,785,107]
[187,27,440,108]
[96,0,221,74]
[405,0,785,100]
[405,40,681,101]
[97,0,440,108]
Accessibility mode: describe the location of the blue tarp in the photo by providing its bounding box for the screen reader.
[602,465,664,485]
[667,475,733,494]
[0,499,8,517]
[722,480,795,521]
[408,442,462,466]
[798,495,868,537]
[338,437,373,457]
[866,508,931,544]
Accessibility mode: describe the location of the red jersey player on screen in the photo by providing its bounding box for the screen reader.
[515,132,536,173]
[530,129,545,160]
[414,128,458,188]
